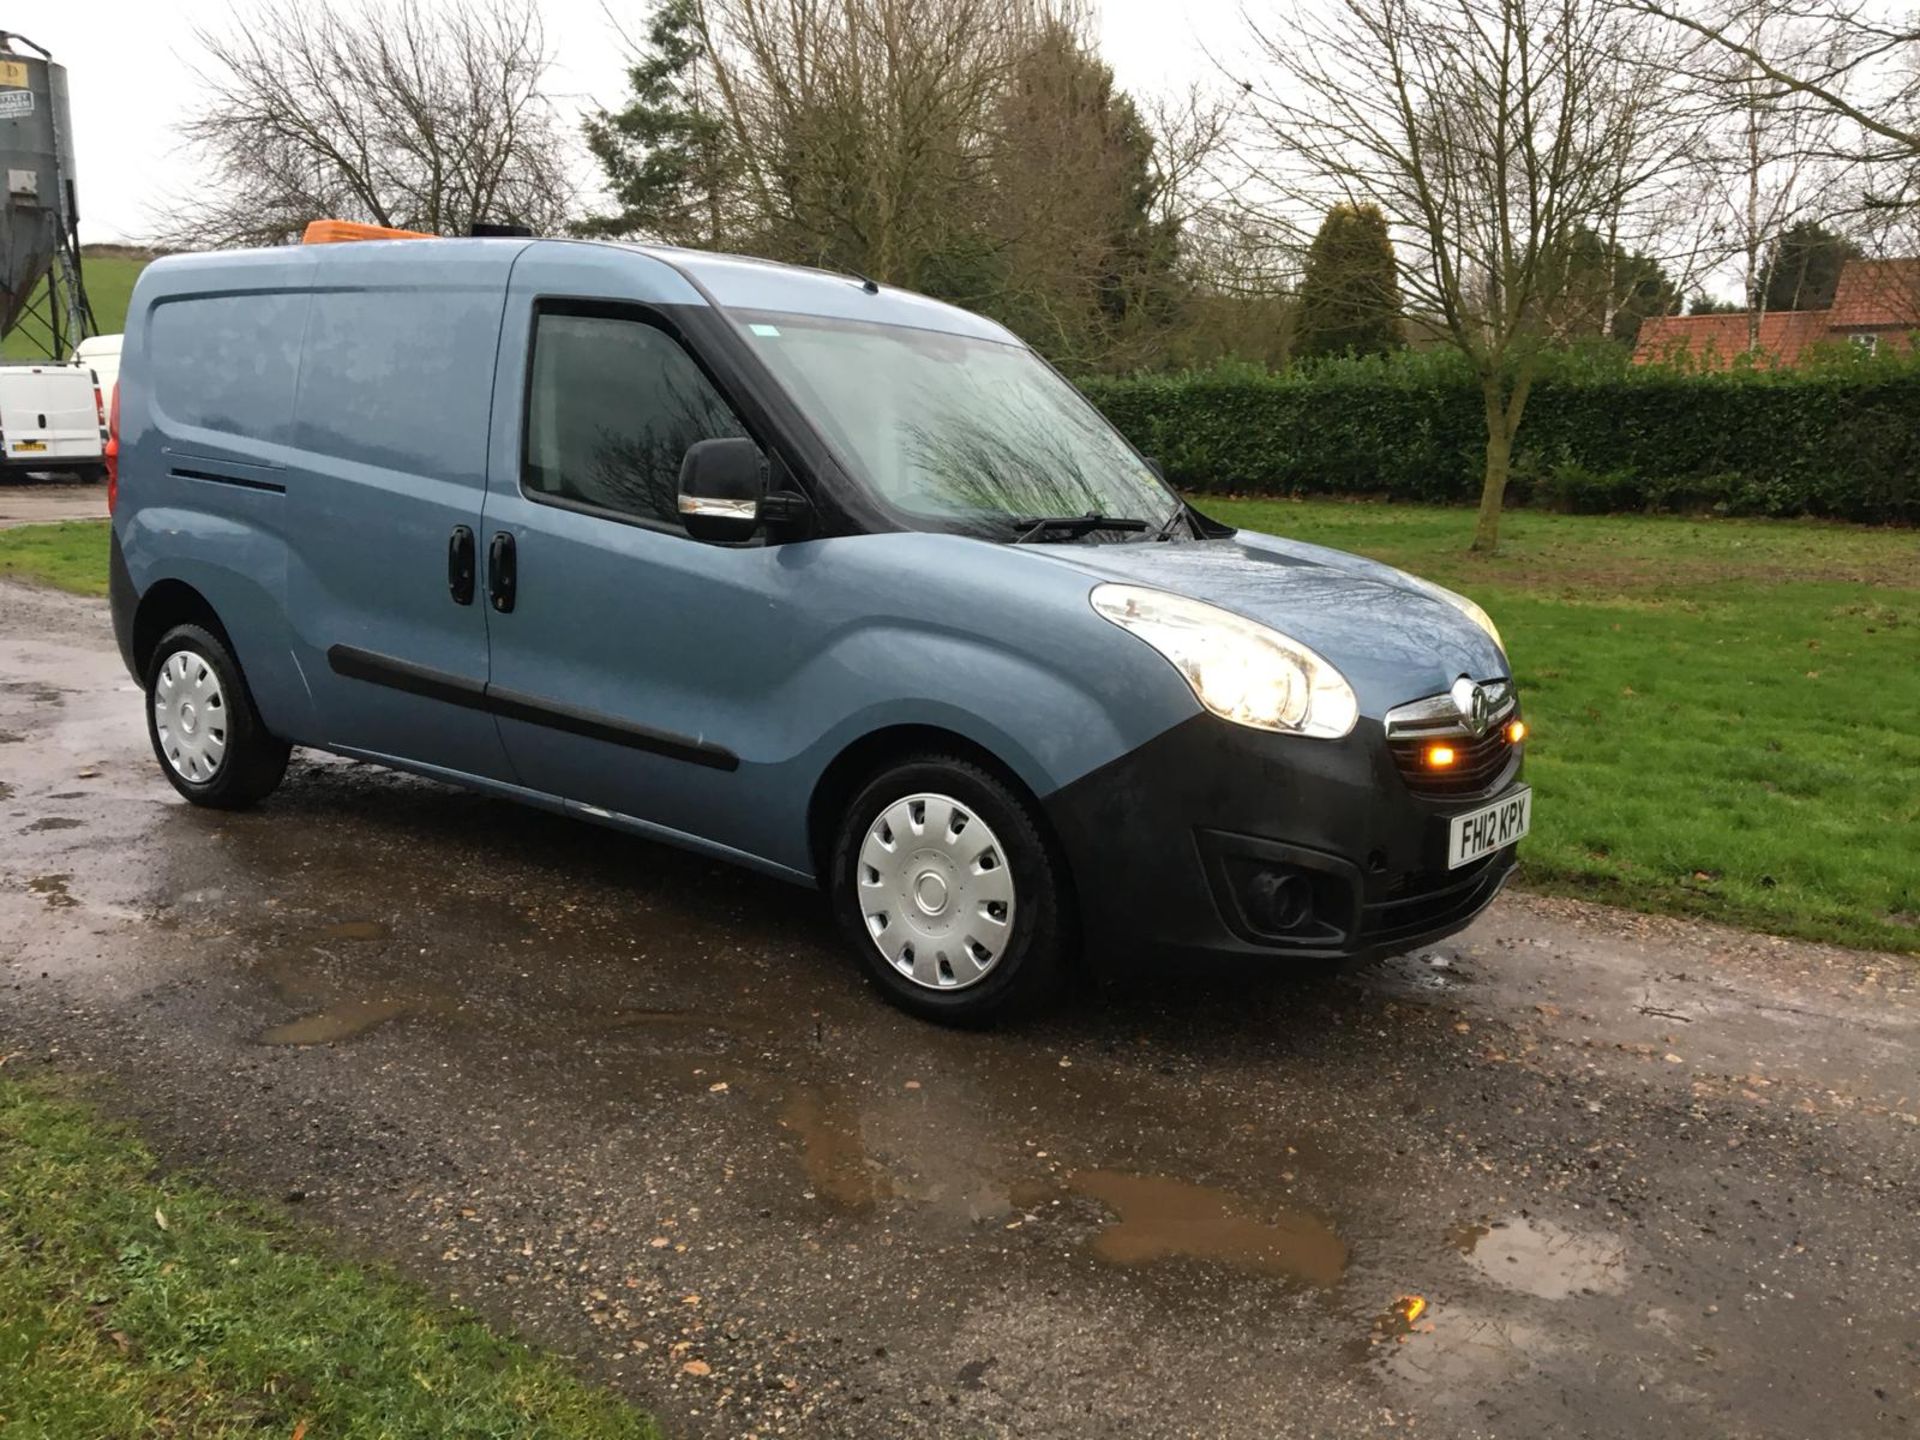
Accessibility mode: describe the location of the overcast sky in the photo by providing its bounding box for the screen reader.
[33,0,1250,245]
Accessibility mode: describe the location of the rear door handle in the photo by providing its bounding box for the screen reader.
[487,531,516,613]
[448,525,475,605]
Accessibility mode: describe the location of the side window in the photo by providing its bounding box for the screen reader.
[523,310,748,529]
[149,290,307,444]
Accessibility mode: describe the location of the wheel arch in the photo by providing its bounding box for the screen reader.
[805,723,1069,892]
[131,579,237,685]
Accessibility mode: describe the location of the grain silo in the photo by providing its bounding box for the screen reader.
[0,33,93,357]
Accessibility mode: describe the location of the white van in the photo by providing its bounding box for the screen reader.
[74,333,122,398]
[0,361,106,479]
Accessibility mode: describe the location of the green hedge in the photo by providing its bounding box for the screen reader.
[1080,347,1920,524]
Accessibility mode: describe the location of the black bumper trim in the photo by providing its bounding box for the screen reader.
[1361,853,1510,947]
[325,643,740,773]
[108,527,139,682]
[1044,712,1522,965]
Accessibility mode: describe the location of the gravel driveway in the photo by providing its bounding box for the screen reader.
[2,579,1915,1439]
[0,479,108,529]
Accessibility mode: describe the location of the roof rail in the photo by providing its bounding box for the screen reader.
[302,219,435,245]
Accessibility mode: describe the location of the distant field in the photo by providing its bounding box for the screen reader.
[3,253,148,360]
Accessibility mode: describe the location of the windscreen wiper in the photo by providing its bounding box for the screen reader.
[1150,504,1192,542]
[1011,513,1151,544]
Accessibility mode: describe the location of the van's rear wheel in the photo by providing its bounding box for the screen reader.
[830,756,1070,1025]
[145,624,290,809]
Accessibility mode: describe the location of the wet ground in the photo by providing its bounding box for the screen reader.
[0,478,108,529]
[3,579,1917,1438]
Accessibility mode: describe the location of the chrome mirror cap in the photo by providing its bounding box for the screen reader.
[677,494,759,520]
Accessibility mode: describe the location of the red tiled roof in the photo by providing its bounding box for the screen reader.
[1633,258,1920,367]
[1826,258,1920,330]
[1633,310,1831,367]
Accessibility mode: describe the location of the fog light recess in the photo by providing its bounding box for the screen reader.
[1246,868,1316,934]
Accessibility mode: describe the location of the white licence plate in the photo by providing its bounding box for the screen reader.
[1447,786,1531,869]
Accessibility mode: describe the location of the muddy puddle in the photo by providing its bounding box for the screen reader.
[252,943,462,1046]
[771,1081,1046,1223]
[26,873,76,907]
[1067,1169,1349,1286]
[768,1078,1353,1284]
[317,919,390,942]
[1451,1216,1628,1299]
[258,996,425,1046]
[782,1089,898,1209]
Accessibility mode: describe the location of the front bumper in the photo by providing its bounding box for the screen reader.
[1043,713,1522,965]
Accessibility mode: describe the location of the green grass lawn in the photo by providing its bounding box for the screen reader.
[0,521,109,595]
[0,1077,660,1438]
[4,253,147,360]
[3,503,1914,953]
[1206,498,1920,954]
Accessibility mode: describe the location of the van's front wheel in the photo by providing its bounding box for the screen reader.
[145,624,290,809]
[830,757,1070,1025]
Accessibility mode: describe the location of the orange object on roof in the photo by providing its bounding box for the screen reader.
[301,219,435,245]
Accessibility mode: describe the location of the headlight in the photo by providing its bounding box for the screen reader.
[1090,584,1359,739]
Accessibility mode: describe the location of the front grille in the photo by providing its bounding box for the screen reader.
[1383,678,1522,800]
[1388,724,1519,798]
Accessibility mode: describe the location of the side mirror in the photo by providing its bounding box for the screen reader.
[677,437,767,542]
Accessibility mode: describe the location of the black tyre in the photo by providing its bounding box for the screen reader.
[830,755,1072,1024]
[144,623,291,809]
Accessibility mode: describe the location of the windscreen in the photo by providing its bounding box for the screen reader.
[735,312,1177,534]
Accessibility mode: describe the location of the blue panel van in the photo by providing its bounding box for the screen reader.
[107,231,1529,1023]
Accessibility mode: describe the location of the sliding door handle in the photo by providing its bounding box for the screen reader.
[487,531,517,613]
[448,525,476,605]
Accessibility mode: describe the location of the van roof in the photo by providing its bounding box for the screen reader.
[164,232,1019,347]
[613,241,1018,345]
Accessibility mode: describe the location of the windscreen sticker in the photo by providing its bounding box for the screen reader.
[748,323,781,337]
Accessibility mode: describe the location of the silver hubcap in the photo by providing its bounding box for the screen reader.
[154,650,228,783]
[857,792,1016,991]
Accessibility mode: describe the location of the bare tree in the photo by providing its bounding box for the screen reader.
[682,0,1047,285]
[977,18,1194,368]
[1627,0,1918,155]
[1143,86,1236,243]
[590,0,1220,366]
[1628,0,1920,261]
[159,0,573,248]
[1236,0,1674,551]
[1651,0,1854,347]
[1569,51,1723,340]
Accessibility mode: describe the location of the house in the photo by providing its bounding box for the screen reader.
[1633,257,1920,367]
